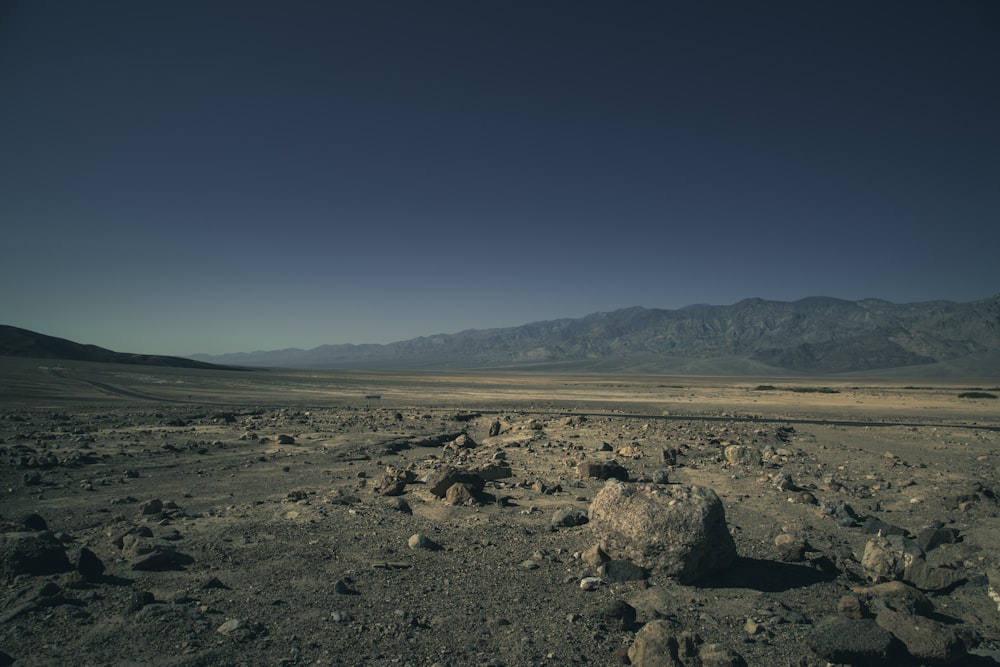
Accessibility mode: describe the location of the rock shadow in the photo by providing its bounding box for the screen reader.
[698,556,838,592]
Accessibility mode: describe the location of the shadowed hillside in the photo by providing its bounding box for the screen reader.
[0,325,242,371]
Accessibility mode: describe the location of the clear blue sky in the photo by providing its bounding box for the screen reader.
[2,1,998,356]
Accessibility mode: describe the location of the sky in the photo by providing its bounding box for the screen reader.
[1,1,998,356]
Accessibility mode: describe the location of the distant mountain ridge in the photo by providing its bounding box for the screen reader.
[191,295,1000,376]
[0,325,239,371]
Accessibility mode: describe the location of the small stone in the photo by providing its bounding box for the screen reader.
[599,560,649,582]
[837,595,867,619]
[445,482,477,506]
[407,533,438,550]
[200,576,228,590]
[577,461,629,481]
[774,533,807,562]
[581,544,610,570]
[579,577,603,591]
[216,618,247,635]
[276,434,295,445]
[551,508,589,528]
[390,497,412,514]
[139,499,164,515]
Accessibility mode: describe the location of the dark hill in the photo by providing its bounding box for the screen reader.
[0,325,242,371]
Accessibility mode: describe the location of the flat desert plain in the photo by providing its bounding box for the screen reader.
[1,357,999,666]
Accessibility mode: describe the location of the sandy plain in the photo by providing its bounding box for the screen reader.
[1,357,999,666]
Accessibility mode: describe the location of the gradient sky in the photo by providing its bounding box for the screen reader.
[2,1,998,356]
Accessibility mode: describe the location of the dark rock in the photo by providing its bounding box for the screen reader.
[577,461,629,482]
[916,526,959,552]
[489,420,501,437]
[904,558,965,592]
[876,608,967,664]
[599,560,649,582]
[389,497,412,514]
[19,512,48,531]
[129,547,191,571]
[110,525,154,549]
[23,471,42,486]
[200,576,229,589]
[125,590,155,614]
[551,508,588,528]
[806,616,899,666]
[139,498,163,515]
[276,434,295,444]
[475,464,513,481]
[837,594,868,619]
[0,532,72,578]
[603,599,637,632]
[854,581,933,616]
[861,517,908,536]
[74,547,105,580]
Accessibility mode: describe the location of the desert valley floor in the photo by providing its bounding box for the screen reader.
[1,358,999,666]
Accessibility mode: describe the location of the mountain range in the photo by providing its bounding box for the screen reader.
[188,295,1000,377]
[4,296,998,376]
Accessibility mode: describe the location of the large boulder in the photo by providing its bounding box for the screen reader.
[588,482,736,584]
[876,609,967,664]
[0,532,72,579]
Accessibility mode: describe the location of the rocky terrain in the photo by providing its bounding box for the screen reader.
[1,358,1000,666]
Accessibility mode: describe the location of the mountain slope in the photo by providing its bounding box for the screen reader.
[0,325,241,371]
[192,295,1000,375]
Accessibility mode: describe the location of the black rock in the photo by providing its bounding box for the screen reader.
[807,617,901,667]
[916,526,958,552]
[577,461,629,482]
[603,599,637,632]
[0,532,72,578]
[861,517,907,536]
[600,560,649,582]
[125,590,155,614]
[75,547,105,580]
[200,576,229,589]
[19,512,48,531]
